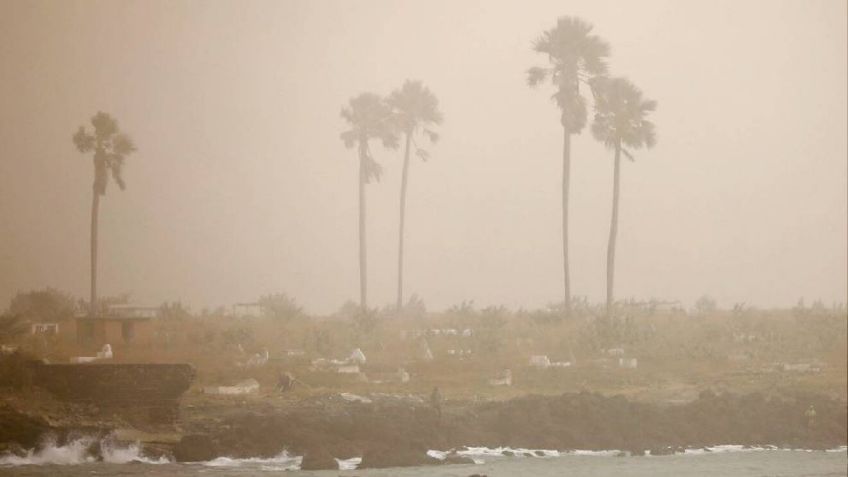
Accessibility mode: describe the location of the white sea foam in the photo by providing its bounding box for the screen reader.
[434,444,847,465]
[336,456,362,470]
[0,435,169,466]
[566,449,620,456]
[427,449,448,460]
[681,445,847,456]
[203,450,302,470]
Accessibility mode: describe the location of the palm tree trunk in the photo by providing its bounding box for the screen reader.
[89,187,100,317]
[396,132,412,311]
[561,128,572,317]
[358,143,368,311]
[606,141,622,317]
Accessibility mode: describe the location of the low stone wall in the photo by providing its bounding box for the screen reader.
[30,363,195,423]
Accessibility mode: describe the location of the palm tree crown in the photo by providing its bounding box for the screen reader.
[527,16,610,132]
[340,93,398,182]
[73,111,136,194]
[590,77,657,153]
[387,80,442,156]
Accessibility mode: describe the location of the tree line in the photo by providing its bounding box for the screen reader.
[72,15,656,319]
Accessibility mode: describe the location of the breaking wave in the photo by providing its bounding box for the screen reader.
[201,452,362,471]
[431,445,848,464]
[0,434,169,466]
[202,451,302,471]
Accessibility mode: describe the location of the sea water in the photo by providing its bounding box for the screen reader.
[1,439,845,476]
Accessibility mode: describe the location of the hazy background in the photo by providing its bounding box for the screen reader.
[1,0,845,314]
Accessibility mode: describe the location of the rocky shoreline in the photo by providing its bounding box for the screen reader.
[5,389,843,470]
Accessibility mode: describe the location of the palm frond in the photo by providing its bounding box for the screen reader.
[340,130,358,149]
[590,76,657,153]
[363,155,383,184]
[526,66,549,87]
[109,155,126,190]
[91,112,118,140]
[423,128,439,144]
[528,15,610,132]
[112,133,136,155]
[73,126,95,153]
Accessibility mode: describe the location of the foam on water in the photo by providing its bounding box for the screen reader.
[202,450,302,470]
[435,444,847,464]
[0,434,169,466]
[336,456,362,470]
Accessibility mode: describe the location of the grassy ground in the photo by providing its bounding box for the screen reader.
[11,305,848,407]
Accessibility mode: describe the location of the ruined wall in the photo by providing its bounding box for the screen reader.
[30,362,194,423]
[74,318,154,352]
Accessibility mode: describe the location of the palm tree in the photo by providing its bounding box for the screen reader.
[387,80,443,311]
[340,93,398,310]
[527,16,610,317]
[72,112,136,317]
[589,77,656,316]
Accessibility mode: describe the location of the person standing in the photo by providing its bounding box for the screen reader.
[430,386,443,420]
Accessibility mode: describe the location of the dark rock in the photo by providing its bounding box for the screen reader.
[360,444,435,469]
[197,390,848,469]
[443,454,476,465]
[0,404,52,449]
[300,445,337,470]
[174,434,218,462]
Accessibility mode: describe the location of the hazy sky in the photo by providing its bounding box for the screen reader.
[1,0,846,314]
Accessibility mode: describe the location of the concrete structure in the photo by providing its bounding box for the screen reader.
[75,314,154,350]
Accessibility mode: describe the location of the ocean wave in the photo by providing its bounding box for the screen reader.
[0,434,169,466]
[201,451,363,470]
[454,446,612,458]
[336,456,362,470]
[433,444,847,464]
[203,450,302,470]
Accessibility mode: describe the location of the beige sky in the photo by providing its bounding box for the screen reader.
[1,0,846,313]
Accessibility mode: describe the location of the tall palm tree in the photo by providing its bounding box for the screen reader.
[72,112,136,317]
[527,16,610,317]
[589,77,656,316]
[387,80,442,311]
[340,93,398,310]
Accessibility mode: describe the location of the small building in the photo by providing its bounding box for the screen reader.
[75,306,156,349]
[31,322,61,335]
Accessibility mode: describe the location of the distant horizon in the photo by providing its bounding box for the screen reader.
[4,286,844,317]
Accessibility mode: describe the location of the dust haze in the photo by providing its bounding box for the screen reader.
[1,0,845,313]
[1,0,847,472]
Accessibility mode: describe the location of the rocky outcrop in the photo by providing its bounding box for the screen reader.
[299,445,336,470]
[173,434,218,462]
[0,405,52,451]
[186,390,846,466]
[30,363,195,424]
